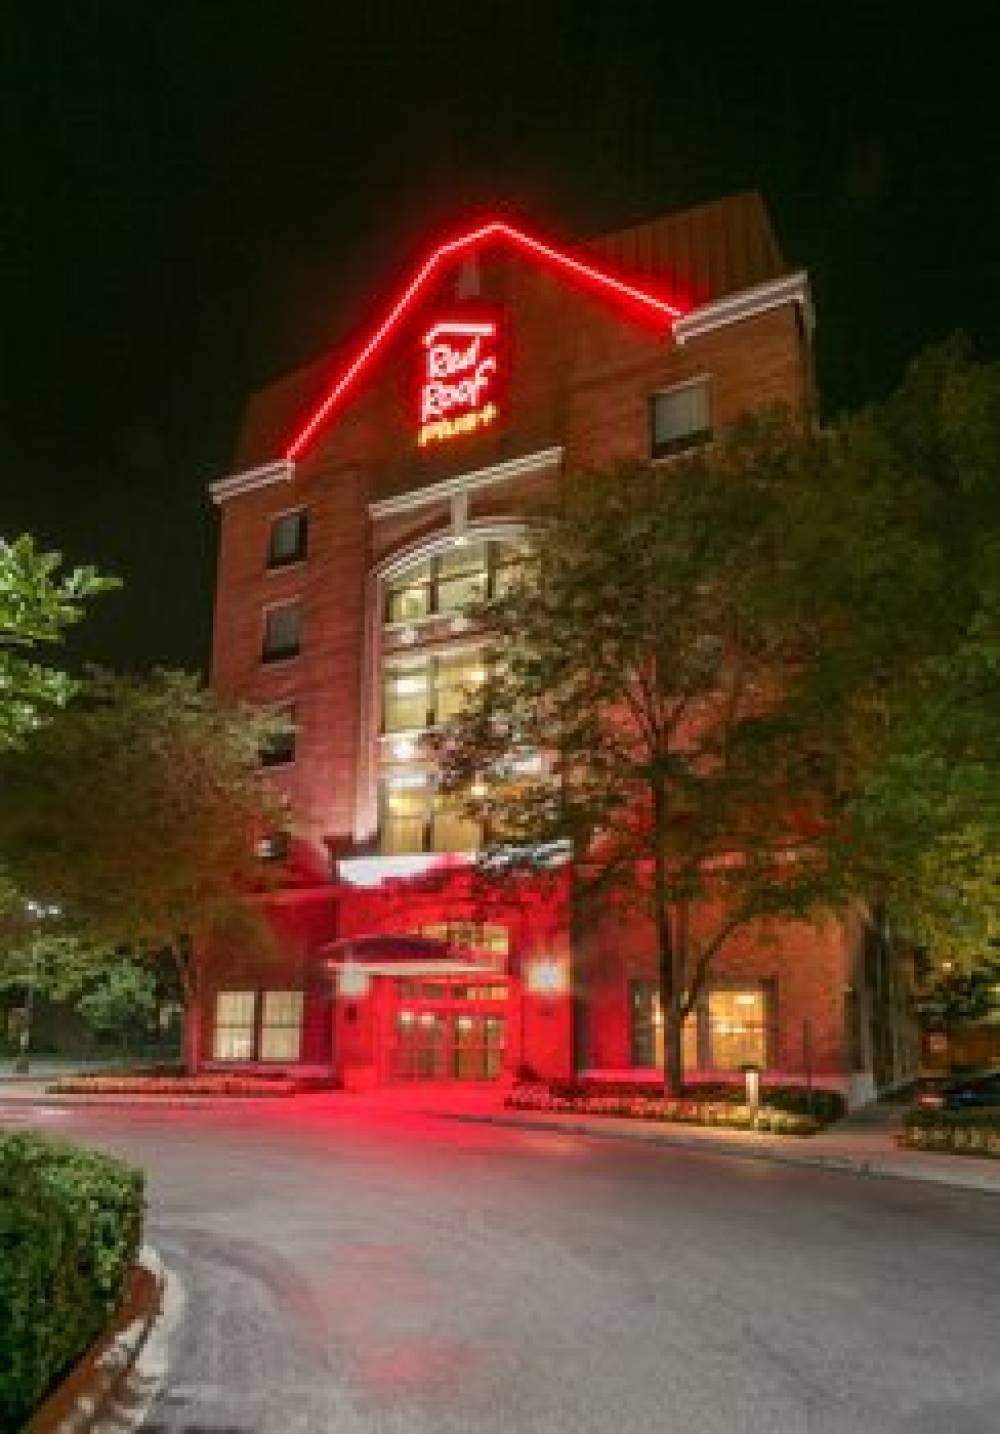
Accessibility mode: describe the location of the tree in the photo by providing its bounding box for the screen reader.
[0,935,177,1055]
[0,670,286,1070]
[0,534,116,751]
[438,341,1000,1093]
[818,339,1000,967]
[914,952,1000,1033]
[436,416,849,1092]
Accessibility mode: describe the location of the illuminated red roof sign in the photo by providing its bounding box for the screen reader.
[418,319,499,447]
[284,218,686,462]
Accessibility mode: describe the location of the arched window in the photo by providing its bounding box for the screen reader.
[374,534,529,856]
[384,538,529,626]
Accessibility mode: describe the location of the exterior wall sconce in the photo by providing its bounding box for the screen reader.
[527,958,567,994]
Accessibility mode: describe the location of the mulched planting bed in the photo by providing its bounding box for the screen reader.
[49,1073,336,1096]
[506,1079,846,1136]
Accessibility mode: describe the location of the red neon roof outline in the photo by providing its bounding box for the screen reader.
[283,218,687,461]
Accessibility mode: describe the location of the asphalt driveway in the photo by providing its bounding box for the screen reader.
[5,1090,999,1434]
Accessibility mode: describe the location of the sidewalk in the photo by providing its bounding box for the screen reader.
[442,1099,1000,1196]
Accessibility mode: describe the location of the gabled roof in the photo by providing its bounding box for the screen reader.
[282,219,687,462]
[233,191,788,470]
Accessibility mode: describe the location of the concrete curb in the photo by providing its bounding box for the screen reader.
[443,1111,1000,1197]
[0,1092,303,1110]
[25,1245,167,1433]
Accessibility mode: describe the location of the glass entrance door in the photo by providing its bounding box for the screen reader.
[390,979,507,1080]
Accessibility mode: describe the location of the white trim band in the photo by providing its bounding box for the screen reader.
[210,459,296,506]
[369,446,563,520]
[673,271,813,346]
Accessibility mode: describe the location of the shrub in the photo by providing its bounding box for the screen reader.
[901,1107,1000,1157]
[505,1081,828,1135]
[535,1078,845,1125]
[0,1131,145,1429]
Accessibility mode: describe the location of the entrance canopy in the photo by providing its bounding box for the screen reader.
[320,933,506,981]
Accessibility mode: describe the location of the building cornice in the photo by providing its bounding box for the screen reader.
[209,459,295,506]
[369,446,563,521]
[673,270,813,346]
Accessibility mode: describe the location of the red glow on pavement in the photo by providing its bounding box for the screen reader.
[283,219,686,461]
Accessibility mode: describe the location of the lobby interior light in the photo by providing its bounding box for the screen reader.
[392,736,417,761]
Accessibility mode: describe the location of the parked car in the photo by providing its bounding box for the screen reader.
[915,1070,1000,1111]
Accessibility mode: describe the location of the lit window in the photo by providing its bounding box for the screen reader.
[382,785,428,854]
[629,981,697,1073]
[434,651,485,723]
[268,510,308,568]
[384,661,430,732]
[650,380,711,458]
[386,559,432,624]
[436,542,488,613]
[431,792,480,853]
[262,602,302,663]
[384,540,528,627]
[214,991,256,1061]
[260,703,297,767]
[259,990,304,1061]
[382,651,487,733]
[420,921,509,956]
[378,782,482,855]
[707,987,768,1071]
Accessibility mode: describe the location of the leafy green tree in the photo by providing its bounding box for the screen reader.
[0,670,286,1070]
[915,953,1000,1032]
[438,342,1000,1090]
[0,534,116,750]
[819,339,1000,964]
[437,419,849,1092]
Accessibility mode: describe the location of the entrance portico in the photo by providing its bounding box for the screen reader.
[324,934,515,1088]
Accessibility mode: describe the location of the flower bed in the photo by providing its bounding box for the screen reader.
[900,1107,1000,1158]
[505,1080,842,1135]
[49,1072,333,1097]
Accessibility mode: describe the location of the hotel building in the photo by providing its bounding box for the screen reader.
[206,191,916,1102]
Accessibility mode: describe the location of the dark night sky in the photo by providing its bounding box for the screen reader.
[2,3,997,673]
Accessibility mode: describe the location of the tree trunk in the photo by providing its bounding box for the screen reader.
[182,1001,202,1075]
[652,780,680,1094]
[176,939,202,1075]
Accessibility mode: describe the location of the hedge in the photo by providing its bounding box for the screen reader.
[0,1131,145,1430]
[901,1107,1000,1158]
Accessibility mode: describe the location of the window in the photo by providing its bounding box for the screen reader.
[384,661,430,733]
[214,991,256,1061]
[384,540,529,626]
[382,650,487,733]
[707,987,768,1071]
[382,784,428,854]
[436,542,488,613]
[260,990,304,1061]
[386,558,432,624]
[379,782,482,855]
[213,989,304,1061]
[650,379,711,458]
[629,981,697,1074]
[262,602,302,663]
[268,509,308,568]
[419,921,509,957]
[430,792,480,853]
[260,704,297,767]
